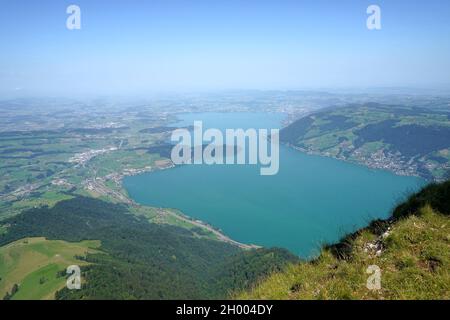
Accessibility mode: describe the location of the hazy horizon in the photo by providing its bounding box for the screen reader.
[1,0,450,96]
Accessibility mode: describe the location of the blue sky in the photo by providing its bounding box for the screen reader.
[0,0,449,96]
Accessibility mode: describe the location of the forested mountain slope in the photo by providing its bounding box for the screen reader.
[0,197,297,299]
[280,104,450,181]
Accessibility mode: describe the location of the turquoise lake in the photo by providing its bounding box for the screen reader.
[123,112,426,257]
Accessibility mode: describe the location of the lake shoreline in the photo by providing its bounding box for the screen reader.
[114,161,261,250]
[122,112,425,257]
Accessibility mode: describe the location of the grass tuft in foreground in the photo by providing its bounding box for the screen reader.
[239,181,450,300]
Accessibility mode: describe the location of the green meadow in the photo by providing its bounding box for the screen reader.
[0,237,100,300]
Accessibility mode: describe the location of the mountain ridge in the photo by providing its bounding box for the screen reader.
[239,181,450,300]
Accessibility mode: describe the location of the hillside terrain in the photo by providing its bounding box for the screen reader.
[239,181,450,300]
[0,237,100,300]
[1,96,449,300]
[0,197,297,300]
[280,104,450,181]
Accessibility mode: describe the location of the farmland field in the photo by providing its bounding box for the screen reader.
[0,237,100,300]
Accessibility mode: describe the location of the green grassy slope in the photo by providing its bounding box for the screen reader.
[239,181,450,300]
[0,197,298,300]
[0,237,100,300]
[280,104,450,180]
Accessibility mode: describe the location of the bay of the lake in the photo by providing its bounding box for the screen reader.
[123,112,425,257]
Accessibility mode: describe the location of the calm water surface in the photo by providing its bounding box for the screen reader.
[124,113,425,257]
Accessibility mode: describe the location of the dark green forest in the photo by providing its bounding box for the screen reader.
[0,197,298,299]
